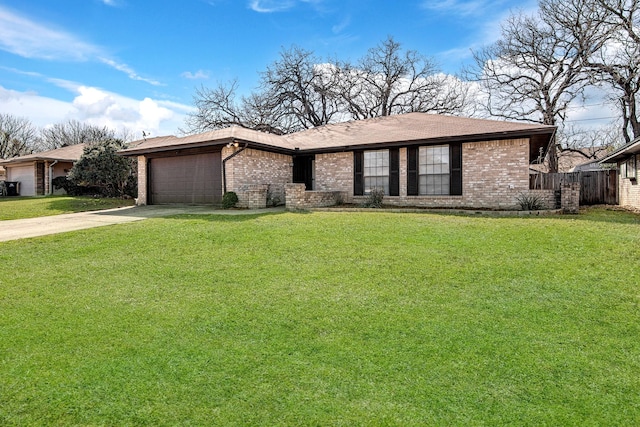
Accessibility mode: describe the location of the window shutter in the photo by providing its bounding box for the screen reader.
[354,151,364,196]
[389,148,399,196]
[450,142,462,195]
[407,146,418,196]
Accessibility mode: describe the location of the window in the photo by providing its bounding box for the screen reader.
[625,155,637,179]
[419,145,450,195]
[407,143,462,196]
[354,149,399,196]
[363,150,389,195]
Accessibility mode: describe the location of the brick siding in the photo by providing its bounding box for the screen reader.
[136,155,147,205]
[285,183,347,209]
[619,154,640,209]
[224,147,291,206]
[315,152,354,201]
[318,138,533,210]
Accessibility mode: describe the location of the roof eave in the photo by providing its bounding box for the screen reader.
[599,139,640,163]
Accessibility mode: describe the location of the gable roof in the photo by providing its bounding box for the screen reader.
[599,137,640,163]
[284,113,554,150]
[0,144,87,166]
[120,112,556,160]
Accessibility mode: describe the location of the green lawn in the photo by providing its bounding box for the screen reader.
[0,196,134,220]
[1,209,639,425]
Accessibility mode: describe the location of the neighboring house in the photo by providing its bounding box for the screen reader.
[0,165,5,181]
[600,137,640,209]
[120,113,556,210]
[0,144,86,196]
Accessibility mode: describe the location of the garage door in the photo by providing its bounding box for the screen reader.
[149,152,222,204]
[7,164,36,196]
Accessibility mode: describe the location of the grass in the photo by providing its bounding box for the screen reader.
[0,196,134,220]
[1,208,639,425]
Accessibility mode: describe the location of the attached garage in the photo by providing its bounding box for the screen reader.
[7,163,36,196]
[148,151,222,204]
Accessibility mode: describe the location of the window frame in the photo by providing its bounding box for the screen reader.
[625,155,637,180]
[354,149,400,196]
[407,142,462,196]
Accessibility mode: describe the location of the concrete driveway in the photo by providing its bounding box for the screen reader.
[0,205,284,242]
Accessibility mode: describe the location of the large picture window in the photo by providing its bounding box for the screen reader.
[364,150,389,194]
[419,145,450,195]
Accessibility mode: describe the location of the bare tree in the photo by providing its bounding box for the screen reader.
[182,80,294,135]
[470,10,592,172]
[261,46,342,130]
[0,114,39,159]
[40,119,116,150]
[338,37,467,120]
[184,37,470,135]
[557,122,622,161]
[542,0,640,143]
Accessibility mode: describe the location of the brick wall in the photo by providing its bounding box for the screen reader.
[224,147,292,206]
[136,155,147,205]
[345,138,531,209]
[619,178,640,209]
[561,182,580,213]
[237,184,269,209]
[528,189,557,209]
[285,183,346,209]
[315,152,353,202]
[619,155,640,209]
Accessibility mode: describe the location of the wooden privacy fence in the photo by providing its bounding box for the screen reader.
[530,170,618,205]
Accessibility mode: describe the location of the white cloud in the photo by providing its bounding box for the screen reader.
[249,0,295,13]
[331,16,350,34]
[0,5,98,61]
[421,0,488,16]
[181,70,210,80]
[0,83,192,137]
[98,57,163,86]
[0,6,160,86]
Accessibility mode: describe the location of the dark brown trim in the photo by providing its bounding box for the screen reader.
[389,148,399,197]
[143,145,223,159]
[354,151,364,196]
[450,142,462,196]
[407,147,419,196]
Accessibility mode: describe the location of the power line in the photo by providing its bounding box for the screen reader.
[564,116,618,122]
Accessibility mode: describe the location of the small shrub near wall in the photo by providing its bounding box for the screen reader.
[516,192,545,211]
[222,191,239,209]
[363,188,385,208]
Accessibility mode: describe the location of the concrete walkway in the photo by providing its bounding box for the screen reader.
[0,205,285,242]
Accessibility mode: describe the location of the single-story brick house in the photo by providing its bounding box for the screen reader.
[0,144,86,196]
[119,113,556,209]
[600,137,640,209]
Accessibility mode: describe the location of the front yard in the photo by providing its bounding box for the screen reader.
[0,196,134,220]
[1,209,639,425]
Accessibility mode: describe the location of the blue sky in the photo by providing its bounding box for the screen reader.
[0,0,539,138]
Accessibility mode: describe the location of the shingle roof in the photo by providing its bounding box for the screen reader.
[120,127,291,155]
[120,112,556,156]
[599,137,640,163]
[0,143,87,165]
[283,113,554,150]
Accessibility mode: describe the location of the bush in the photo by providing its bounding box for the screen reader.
[363,188,385,208]
[516,192,545,211]
[52,176,86,196]
[222,191,239,209]
[68,139,136,198]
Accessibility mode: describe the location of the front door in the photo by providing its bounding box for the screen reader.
[293,155,315,190]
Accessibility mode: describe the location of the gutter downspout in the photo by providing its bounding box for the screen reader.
[222,142,248,194]
[48,160,58,195]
